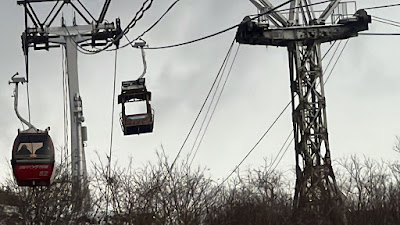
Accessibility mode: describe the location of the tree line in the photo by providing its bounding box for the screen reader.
[0,140,399,225]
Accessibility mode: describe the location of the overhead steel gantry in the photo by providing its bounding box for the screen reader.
[17,0,121,210]
[236,1,371,224]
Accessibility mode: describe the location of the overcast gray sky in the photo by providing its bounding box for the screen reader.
[1,0,399,183]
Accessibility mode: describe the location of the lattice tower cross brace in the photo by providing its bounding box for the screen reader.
[236,0,371,224]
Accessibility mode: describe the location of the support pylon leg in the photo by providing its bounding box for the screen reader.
[288,42,347,225]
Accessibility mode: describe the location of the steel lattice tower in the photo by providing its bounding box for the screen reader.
[236,1,371,224]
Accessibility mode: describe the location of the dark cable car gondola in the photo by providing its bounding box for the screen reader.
[9,74,55,186]
[118,78,154,135]
[118,41,154,135]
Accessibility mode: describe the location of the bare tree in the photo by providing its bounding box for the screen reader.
[336,155,400,225]
[394,136,400,154]
[2,146,400,225]
[203,162,292,225]
[90,149,217,225]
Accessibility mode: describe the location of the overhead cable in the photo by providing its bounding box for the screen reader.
[373,17,400,28]
[146,25,239,50]
[364,3,400,10]
[325,39,349,83]
[269,136,294,174]
[372,15,400,26]
[217,97,292,187]
[359,32,400,35]
[105,48,118,221]
[124,0,154,33]
[267,130,293,174]
[120,0,181,49]
[188,44,241,168]
[151,38,236,203]
[107,0,154,49]
[185,45,234,165]
[169,39,236,172]
[322,41,337,60]
[78,0,154,54]
[324,41,343,74]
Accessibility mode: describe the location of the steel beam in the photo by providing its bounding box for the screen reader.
[236,10,371,46]
[250,0,289,27]
[98,0,112,23]
[17,0,71,5]
[318,0,341,23]
[64,36,87,197]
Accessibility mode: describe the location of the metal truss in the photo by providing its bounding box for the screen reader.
[288,41,346,225]
[236,1,371,224]
[17,0,97,28]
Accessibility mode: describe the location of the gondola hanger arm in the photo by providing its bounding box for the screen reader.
[9,72,26,85]
[9,72,38,131]
[133,40,147,79]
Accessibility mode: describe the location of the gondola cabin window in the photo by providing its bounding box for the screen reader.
[16,142,50,158]
[125,100,148,117]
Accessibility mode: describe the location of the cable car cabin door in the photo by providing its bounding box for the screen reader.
[11,132,55,186]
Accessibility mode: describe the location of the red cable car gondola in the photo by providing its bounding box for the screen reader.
[9,74,55,187]
[11,128,55,186]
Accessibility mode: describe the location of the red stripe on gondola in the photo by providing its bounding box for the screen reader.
[14,164,53,180]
